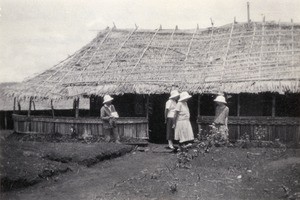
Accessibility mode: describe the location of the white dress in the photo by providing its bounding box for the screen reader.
[174,102,194,143]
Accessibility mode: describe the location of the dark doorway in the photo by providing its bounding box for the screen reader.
[148,94,199,143]
[148,94,169,143]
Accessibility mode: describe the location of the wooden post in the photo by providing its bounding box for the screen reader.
[51,100,55,118]
[18,99,21,111]
[291,19,295,75]
[89,97,92,116]
[237,94,241,139]
[247,2,250,24]
[13,97,16,114]
[4,111,7,129]
[27,97,32,117]
[259,18,265,79]
[75,98,80,118]
[220,21,235,91]
[145,95,149,120]
[145,95,149,138]
[272,95,276,117]
[197,94,202,138]
[197,94,201,118]
[237,94,241,117]
[32,100,36,111]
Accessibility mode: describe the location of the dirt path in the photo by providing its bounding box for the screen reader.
[2,145,175,200]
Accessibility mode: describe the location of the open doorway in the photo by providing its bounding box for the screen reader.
[148,94,169,143]
[148,94,199,144]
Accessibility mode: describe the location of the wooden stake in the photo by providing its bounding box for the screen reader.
[259,19,265,79]
[146,95,149,120]
[237,94,240,117]
[145,95,150,138]
[32,100,36,111]
[197,94,202,138]
[13,97,16,113]
[75,98,80,118]
[197,94,201,118]
[51,100,55,118]
[220,22,235,91]
[291,19,295,76]
[210,18,214,26]
[28,97,32,117]
[272,95,276,117]
[276,22,281,79]
[18,99,21,111]
[89,97,92,116]
[247,2,250,24]
[237,94,241,139]
[184,26,198,62]
[4,111,7,130]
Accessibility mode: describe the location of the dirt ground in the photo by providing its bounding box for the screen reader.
[1,136,300,200]
[0,132,134,192]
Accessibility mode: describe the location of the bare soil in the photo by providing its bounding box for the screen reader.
[1,140,299,200]
[0,132,134,192]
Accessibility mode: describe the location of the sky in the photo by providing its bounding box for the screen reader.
[0,0,299,82]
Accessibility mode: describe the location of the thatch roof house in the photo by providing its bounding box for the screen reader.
[6,21,300,145]
[6,22,300,98]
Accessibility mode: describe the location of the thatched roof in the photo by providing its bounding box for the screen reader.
[6,21,300,99]
[0,83,89,110]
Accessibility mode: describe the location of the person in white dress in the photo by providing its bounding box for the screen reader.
[173,92,194,148]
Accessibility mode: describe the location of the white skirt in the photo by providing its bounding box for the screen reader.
[174,120,194,143]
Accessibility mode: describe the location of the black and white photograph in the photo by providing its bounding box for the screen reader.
[0,0,299,199]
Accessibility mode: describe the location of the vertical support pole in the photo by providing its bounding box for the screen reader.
[75,97,80,118]
[197,94,201,139]
[259,17,265,79]
[26,97,33,133]
[51,99,55,133]
[237,94,241,116]
[247,2,250,24]
[73,98,76,116]
[146,95,149,138]
[32,100,36,111]
[89,96,92,116]
[197,94,201,118]
[272,94,276,117]
[28,97,32,117]
[4,111,7,129]
[146,95,149,120]
[220,22,235,91]
[51,100,55,118]
[237,94,241,139]
[13,97,16,114]
[18,99,21,111]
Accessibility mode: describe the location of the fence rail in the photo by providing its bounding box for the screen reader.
[198,116,300,145]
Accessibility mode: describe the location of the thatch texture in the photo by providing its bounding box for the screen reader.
[5,22,300,99]
[0,83,89,110]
